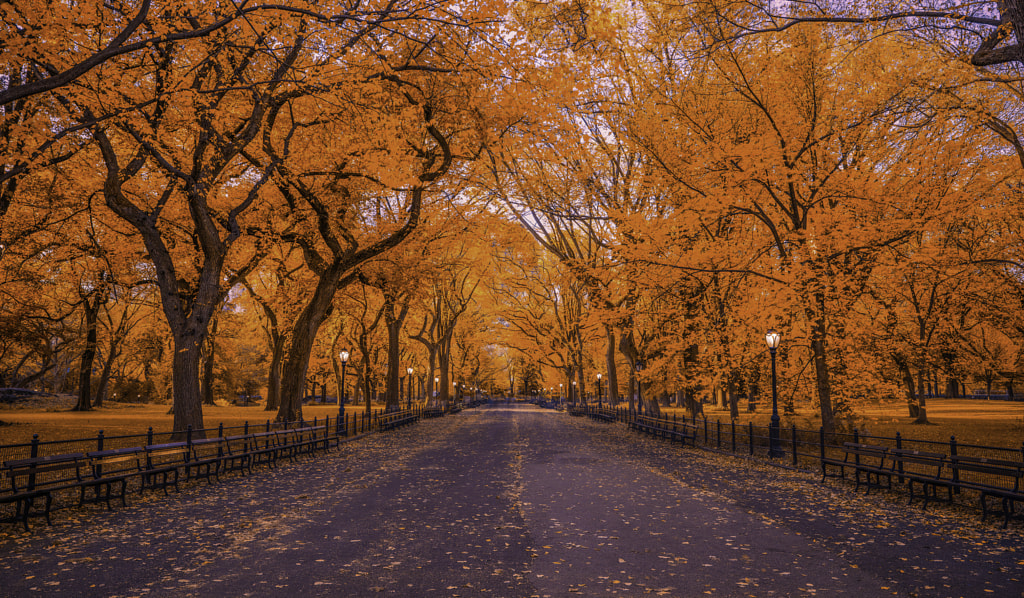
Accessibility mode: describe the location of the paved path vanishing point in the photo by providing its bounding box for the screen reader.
[0,404,1021,598]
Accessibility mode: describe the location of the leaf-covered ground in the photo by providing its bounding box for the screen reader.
[0,405,1019,597]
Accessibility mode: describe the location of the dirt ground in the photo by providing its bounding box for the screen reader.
[0,400,382,446]
[0,396,1021,449]
[661,398,1024,448]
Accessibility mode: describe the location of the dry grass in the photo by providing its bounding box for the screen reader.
[0,402,383,447]
[661,398,1024,449]
[1,397,1021,450]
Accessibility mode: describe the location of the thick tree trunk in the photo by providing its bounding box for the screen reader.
[913,369,930,424]
[265,335,285,411]
[171,340,204,438]
[383,297,408,412]
[94,340,115,407]
[728,377,739,421]
[276,262,348,422]
[604,325,619,405]
[810,334,836,435]
[896,358,919,418]
[74,300,100,412]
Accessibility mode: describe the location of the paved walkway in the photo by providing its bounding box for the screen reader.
[0,405,1020,597]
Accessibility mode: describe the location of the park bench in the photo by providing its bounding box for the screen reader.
[82,447,143,510]
[590,410,616,423]
[950,455,1024,528]
[274,427,320,461]
[221,434,254,476]
[249,431,282,468]
[422,407,444,419]
[822,443,892,494]
[379,411,418,432]
[630,415,694,446]
[287,426,322,458]
[888,448,954,509]
[186,438,223,485]
[140,442,187,494]
[1,452,89,530]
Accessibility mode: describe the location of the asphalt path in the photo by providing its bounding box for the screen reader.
[0,404,1020,597]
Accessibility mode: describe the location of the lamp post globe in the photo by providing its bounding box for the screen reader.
[765,329,783,458]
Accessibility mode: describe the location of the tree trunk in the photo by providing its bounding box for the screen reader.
[728,377,739,421]
[201,316,218,406]
[896,358,919,418]
[73,299,101,412]
[265,334,285,411]
[810,327,836,436]
[276,262,350,422]
[913,368,930,424]
[383,296,409,413]
[94,338,116,407]
[170,339,205,438]
[438,330,453,405]
[604,325,619,405]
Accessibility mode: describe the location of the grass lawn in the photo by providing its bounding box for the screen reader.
[0,401,384,447]
[1,397,1021,450]
[661,398,1024,449]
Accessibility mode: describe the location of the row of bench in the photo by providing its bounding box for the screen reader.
[627,414,696,446]
[823,442,1024,528]
[378,410,421,431]
[0,425,334,531]
[587,410,1023,529]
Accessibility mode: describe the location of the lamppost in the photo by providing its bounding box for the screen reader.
[559,383,563,405]
[765,329,783,458]
[406,367,414,409]
[572,380,577,405]
[434,377,439,399]
[597,373,603,408]
[339,350,350,419]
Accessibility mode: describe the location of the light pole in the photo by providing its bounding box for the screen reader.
[434,377,439,400]
[765,329,783,458]
[597,373,603,408]
[339,350,350,420]
[572,380,577,405]
[406,367,414,409]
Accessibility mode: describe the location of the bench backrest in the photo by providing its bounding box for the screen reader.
[842,442,888,464]
[190,438,224,461]
[223,435,252,455]
[144,442,189,468]
[87,447,144,479]
[4,453,89,492]
[251,431,277,448]
[951,456,1024,490]
[889,448,945,476]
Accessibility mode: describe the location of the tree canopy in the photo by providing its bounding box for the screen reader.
[2,0,1023,434]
